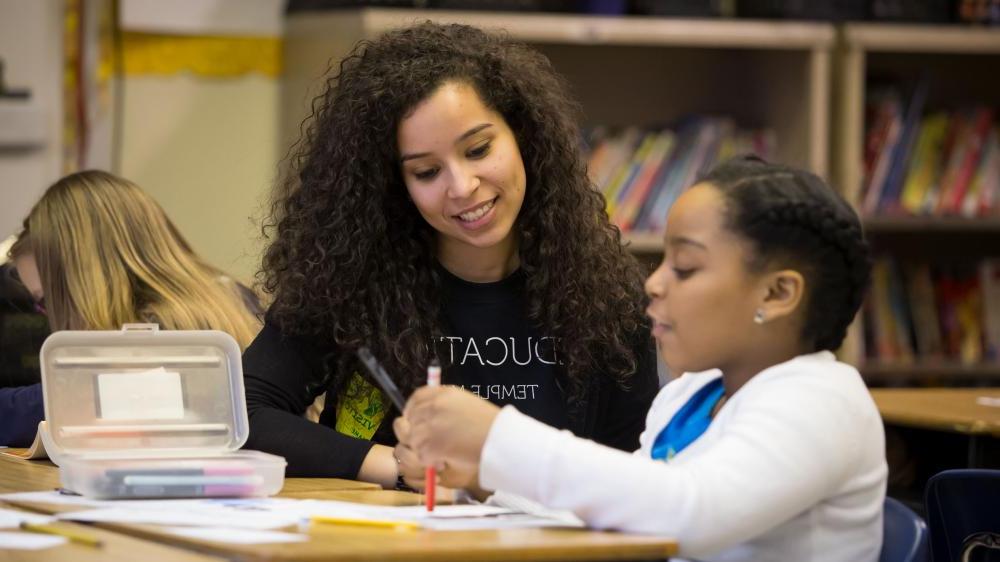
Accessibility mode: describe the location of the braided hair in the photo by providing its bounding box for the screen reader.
[700,156,871,352]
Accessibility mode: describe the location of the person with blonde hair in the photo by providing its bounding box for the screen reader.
[0,170,262,447]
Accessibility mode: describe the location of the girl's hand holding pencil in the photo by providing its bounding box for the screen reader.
[397,386,501,474]
[394,418,483,492]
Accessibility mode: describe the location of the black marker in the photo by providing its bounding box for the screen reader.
[356,347,407,412]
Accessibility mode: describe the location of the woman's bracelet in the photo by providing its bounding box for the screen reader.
[394,474,417,492]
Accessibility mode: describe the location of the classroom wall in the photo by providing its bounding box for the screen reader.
[0,0,283,284]
[116,0,285,284]
[118,74,280,283]
[0,0,64,242]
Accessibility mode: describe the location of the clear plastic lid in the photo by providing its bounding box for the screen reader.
[40,324,248,459]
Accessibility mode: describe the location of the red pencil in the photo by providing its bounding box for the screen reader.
[425,359,441,512]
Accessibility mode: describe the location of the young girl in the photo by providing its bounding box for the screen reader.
[0,170,261,447]
[243,22,658,487]
[399,156,887,561]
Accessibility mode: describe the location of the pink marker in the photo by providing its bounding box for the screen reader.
[425,358,441,512]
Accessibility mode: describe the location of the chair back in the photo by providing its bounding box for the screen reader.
[925,469,1000,562]
[880,496,930,562]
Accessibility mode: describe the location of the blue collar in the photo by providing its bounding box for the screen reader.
[651,378,725,462]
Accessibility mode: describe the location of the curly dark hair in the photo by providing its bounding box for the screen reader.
[700,156,872,352]
[260,22,648,401]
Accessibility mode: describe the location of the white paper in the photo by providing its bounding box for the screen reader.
[0,531,67,550]
[58,507,299,530]
[0,491,299,511]
[300,499,582,531]
[419,514,582,530]
[417,505,516,519]
[0,491,108,508]
[162,526,308,544]
[0,508,55,529]
[0,421,48,461]
[489,489,585,525]
[977,396,1000,407]
[4,492,581,533]
[97,367,184,420]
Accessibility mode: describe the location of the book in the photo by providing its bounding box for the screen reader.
[955,275,984,365]
[608,131,659,216]
[899,113,949,215]
[870,259,903,360]
[887,260,916,363]
[940,107,994,214]
[971,129,1000,216]
[594,127,642,202]
[980,260,1000,360]
[904,263,943,358]
[934,112,972,214]
[878,78,929,215]
[862,95,903,215]
[614,131,675,231]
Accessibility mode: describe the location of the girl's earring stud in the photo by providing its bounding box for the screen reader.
[753,309,766,325]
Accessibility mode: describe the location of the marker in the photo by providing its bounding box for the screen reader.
[20,522,104,548]
[121,475,260,486]
[95,482,259,498]
[425,358,441,512]
[98,467,261,497]
[309,515,420,531]
[105,466,255,478]
[356,347,407,412]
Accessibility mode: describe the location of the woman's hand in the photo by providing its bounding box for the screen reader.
[356,443,400,489]
[394,438,483,492]
[395,416,482,499]
[392,439,427,491]
[401,386,501,468]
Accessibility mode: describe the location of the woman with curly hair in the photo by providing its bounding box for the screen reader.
[243,22,659,489]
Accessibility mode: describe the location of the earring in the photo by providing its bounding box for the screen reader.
[753,309,765,325]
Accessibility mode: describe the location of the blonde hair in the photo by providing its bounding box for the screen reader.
[8,170,260,350]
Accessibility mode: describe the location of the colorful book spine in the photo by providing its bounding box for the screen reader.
[586,118,774,233]
[865,257,996,366]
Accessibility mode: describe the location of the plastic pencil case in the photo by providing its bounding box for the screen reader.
[39,324,287,499]
[59,451,284,499]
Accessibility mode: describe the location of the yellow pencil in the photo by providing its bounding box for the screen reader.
[19,522,104,547]
[309,515,420,531]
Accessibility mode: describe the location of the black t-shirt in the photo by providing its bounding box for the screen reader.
[242,266,659,478]
[436,266,568,431]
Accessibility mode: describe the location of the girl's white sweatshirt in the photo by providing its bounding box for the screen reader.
[479,351,887,561]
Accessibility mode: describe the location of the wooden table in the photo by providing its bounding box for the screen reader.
[0,454,678,561]
[0,505,226,562]
[870,387,1000,467]
[0,455,225,562]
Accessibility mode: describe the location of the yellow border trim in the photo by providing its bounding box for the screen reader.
[122,33,281,78]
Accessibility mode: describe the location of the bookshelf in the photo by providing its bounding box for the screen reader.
[833,24,1000,382]
[282,9,835,237]
[862,360,1000,385]
[833,24,1000,206]
[865,216,1000,234]
[281,11,1000,382]
[622,232,666,254]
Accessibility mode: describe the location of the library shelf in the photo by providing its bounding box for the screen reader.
[861,360,1000,384]
[283,9,834,180]
[842,23,1000,55]
[833,24,1000,209]
[864,216,1000,234]
[622,232,665,253]
[834,24,1000,369]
